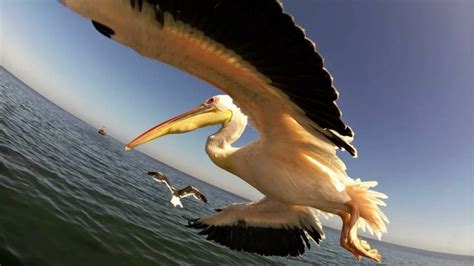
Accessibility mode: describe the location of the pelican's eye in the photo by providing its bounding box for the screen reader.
[205,97,215,105]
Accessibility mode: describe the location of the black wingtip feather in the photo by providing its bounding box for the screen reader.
[325,131,357,157]
[91,20,114,39]
[306,227,322,245]
[200,194,208,203]
[185,217,321,257]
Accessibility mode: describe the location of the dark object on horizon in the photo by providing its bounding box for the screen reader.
[98,127,107,136]
[148,171,208,208]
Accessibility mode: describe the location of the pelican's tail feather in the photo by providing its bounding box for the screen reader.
[346,179,389,240]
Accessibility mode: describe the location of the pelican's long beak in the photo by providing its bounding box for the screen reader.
[125,104,232,151]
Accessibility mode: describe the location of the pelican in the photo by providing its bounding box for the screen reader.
[61,0,388,262]
[148,171,208,207]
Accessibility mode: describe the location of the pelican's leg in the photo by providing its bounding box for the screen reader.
[338,211,362,261]
[344,201,382,263]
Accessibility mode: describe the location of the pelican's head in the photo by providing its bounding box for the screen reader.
[125,95,236,151]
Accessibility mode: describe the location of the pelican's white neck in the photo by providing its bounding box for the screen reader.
[205,106,247,169]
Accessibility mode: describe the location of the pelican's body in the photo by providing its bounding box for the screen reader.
[62,0,388,261]
[148,171,208,208]
[204,102,349,210]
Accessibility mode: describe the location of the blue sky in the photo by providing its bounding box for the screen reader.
[1,0,473,256]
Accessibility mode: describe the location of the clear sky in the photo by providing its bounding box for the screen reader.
[1,0,473,256]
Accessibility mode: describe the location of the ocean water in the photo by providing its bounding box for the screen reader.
[0,67,472,266]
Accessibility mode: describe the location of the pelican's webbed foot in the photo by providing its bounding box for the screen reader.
[338,202,382,263]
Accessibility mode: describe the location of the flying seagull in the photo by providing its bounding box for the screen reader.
[62,0,388,262]
[148,171,208,208]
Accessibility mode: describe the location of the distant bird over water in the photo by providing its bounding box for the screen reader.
[62,0,388,262]
[148,171,208,208]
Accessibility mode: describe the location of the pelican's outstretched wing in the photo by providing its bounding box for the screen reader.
[148,171,174,193]
[62,0,356,156]
[186,197,324,256]
[177,186,208,203]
